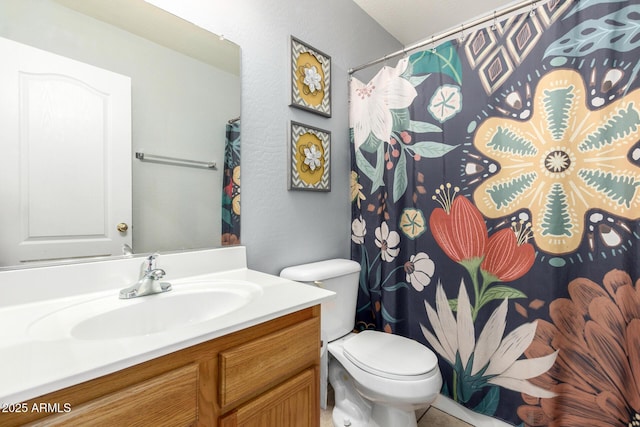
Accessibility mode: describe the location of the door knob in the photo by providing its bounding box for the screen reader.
[117,223,129,232]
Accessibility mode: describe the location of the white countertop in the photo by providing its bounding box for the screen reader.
[0,247,335,404]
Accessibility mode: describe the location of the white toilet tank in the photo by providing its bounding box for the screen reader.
[280,259,361,341]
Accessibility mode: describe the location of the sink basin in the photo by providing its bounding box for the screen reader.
[28,280,262,340]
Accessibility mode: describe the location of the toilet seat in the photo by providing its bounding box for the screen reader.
[342,331,438,381]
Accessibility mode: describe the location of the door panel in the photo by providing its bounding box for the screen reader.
[0,37,131,265]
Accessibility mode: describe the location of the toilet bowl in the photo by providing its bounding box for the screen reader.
[328,332,442,427]
[280,259,443,427]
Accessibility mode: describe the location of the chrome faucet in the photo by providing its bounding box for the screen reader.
[119,253,172,299]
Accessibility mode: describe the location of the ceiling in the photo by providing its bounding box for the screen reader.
[353,0,519,46]
[54,0,240,75]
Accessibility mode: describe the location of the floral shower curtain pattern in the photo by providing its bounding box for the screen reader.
[350,0,640,425]
[221,120,241,245]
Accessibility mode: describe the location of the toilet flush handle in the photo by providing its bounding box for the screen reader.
[313,280,324,288]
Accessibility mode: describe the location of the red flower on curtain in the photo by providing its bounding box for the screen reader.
[429,185,487,264]
[430,184,535,320]
[481,223,535,283]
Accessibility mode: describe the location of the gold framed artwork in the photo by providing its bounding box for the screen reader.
[290,36,331,117]
[289,121,331,191]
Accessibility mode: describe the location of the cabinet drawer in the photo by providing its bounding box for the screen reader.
[219,317,319,407]
[29,364,198,427]
[219,368,317,427]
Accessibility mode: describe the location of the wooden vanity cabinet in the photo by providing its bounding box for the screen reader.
[1,306,321,427]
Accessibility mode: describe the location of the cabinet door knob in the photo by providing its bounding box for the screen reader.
[117,223,129,232]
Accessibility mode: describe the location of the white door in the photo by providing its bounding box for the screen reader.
[0,37,132,266]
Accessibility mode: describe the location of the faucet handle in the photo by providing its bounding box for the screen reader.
[144,253,160,272]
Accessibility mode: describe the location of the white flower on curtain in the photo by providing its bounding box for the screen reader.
[374,221,400,262]
[350,58,417,150]
[420,281,558,401]
[404,252,435,291]
[351,216,366,244]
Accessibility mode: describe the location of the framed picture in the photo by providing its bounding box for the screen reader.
[290,36,331,117]
[289,121,331,191]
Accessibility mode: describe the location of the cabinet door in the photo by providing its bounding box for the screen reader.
[29,364,198,427]
[218,317,319,408]
[219,368,318,427]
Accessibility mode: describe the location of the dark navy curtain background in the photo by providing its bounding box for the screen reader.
[350,0,640,425]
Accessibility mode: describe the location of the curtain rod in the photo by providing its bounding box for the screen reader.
[349,0,543,75]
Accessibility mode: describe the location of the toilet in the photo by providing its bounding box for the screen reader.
[280,259,442,427]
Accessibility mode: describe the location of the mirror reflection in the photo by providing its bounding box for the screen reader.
[0,0,241,269]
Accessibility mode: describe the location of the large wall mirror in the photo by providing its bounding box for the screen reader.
[0,0,241,269]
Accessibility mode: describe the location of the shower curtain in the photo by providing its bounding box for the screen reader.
[350,0,640,425]
[222,120,241,245]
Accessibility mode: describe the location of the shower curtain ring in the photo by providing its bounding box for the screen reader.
[491,11,497,31]
[530,2,537,16]
[459,24,465,43]
[431,36,436,53]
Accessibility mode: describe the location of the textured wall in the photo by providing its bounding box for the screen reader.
[148,0,401,274]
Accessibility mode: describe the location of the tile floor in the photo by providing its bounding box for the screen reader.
[320,387,472,427]
[321,406,472,427]
[416,407,473,427]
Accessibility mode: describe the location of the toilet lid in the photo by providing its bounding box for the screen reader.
[343,331,438,380]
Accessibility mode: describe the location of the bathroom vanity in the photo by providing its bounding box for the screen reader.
[2,307,320,426]
[0,247,333,426]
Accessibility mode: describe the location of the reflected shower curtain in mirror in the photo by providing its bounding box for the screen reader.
[350,0,640,425]
[222,120,240,245]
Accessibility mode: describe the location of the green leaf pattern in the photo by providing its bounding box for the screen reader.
[407,41,463,84]
[545,5,640,58]
[541,183,574,237]
[578,169,640,208]
[543,86,574,141]
[578,103,640,151]
[488,173,538,210]
[487,127,537,156]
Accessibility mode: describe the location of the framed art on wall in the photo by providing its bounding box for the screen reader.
[290,36,331,117]
[289,121,331,191]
